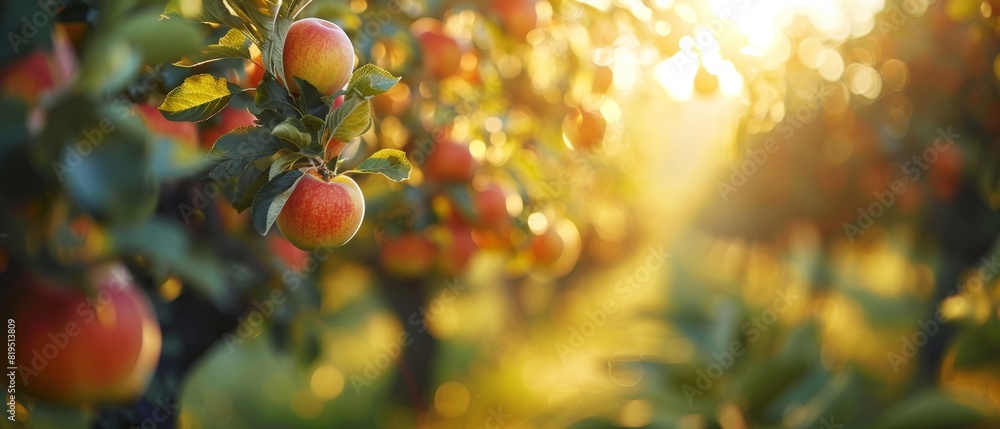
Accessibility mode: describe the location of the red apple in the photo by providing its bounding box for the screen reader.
[379,232,437,279]
[201,107,256,149]
[283,18,355,95]
[10,264,162,404]
[423,140,477,183]
[276,172,365,250]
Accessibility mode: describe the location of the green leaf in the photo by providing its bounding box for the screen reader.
[270,152,304,179]
[271,117,312,149]
[175,28,253,67]
[301,115,326,133]
[251,169,305,235]
[234,167,269,212]
[347,64,401,97]
[115,12,203,65]
[206,126,283,178]
[159,74,243,122]
[254,74,299,117]
[871,391,985,429]
[294,77,328,116]
[321,95,372,150]
[262,19,292,91]
[348,149,411,182]
[261,0,313,89]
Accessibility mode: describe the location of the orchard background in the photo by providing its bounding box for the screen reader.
[3,0,1000,428]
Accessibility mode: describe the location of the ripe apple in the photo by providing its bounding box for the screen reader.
[379,232,437,279]
[412,19,463,80]
[423,140,476,183]
[133,103,199,148]
[10,264,161,404]
[200,107,256,149]
[492,0,538,42]
[283,18,355,95]
[276,172,365,251]
[562,108,606,152]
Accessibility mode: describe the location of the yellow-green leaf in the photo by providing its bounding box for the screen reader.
[159,74,242,122]
[349,149,411,182]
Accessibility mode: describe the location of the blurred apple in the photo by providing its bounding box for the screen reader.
[433,221,477,277]
[562,108,607,152]
[10,264,161,404]
[529,218,582,278]
[412,19,464,80]
[492,0,538,42]
[379,232,438,279]
[423,140,477,183]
